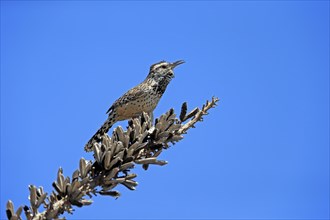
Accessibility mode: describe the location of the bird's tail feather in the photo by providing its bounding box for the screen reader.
[84,115,116,152]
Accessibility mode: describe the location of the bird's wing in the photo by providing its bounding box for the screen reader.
[106,85,147,115]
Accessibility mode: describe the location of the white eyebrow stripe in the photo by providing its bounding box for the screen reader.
[151,61,168,70]
[153,64,163,69]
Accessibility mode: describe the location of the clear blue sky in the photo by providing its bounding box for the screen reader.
[1,1,329,219]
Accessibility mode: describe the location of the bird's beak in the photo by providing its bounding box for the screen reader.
[171,60,185,69]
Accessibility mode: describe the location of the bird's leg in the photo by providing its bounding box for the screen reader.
[148,112,154,125]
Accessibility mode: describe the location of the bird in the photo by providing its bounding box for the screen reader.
[84,60,185,152]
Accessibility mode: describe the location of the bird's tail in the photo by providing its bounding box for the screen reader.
[84,114,116,152]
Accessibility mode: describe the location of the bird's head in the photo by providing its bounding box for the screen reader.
[147,60,185,81]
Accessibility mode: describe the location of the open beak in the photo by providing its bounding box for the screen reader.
[171,60,185,69]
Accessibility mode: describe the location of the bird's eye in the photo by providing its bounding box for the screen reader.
[161,65,166,69]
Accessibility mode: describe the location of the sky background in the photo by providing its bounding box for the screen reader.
[1,1,329,219]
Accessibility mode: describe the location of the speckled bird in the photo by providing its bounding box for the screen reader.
[85,60,185,152]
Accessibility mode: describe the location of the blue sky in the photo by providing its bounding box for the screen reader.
[1,1,329,219]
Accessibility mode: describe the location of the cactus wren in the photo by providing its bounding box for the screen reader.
[84,60,185,152]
